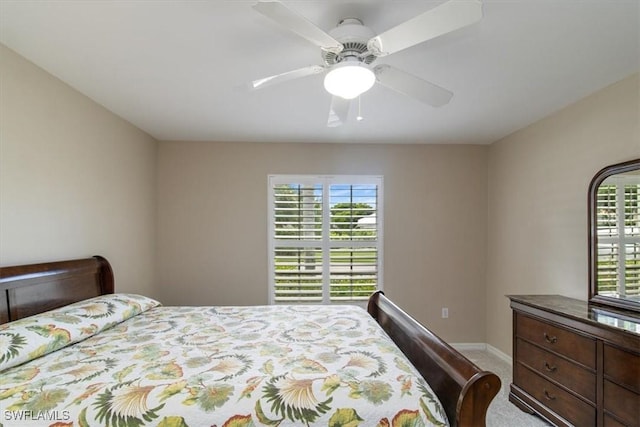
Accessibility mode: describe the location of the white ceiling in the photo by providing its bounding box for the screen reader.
[1,0,638,144]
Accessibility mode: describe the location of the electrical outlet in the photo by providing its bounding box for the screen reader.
[442,307,449,318]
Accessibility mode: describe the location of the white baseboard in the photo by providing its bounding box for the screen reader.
[452,342,487,351]
[486,343,512,364]
[452,342,513,365]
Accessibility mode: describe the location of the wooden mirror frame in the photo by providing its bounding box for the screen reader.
[588,158,640,313]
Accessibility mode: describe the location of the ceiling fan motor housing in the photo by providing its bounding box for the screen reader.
[323,18,377,66]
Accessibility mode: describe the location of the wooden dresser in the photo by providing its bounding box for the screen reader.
[508,295,640,427]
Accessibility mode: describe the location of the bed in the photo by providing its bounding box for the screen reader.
[0,256,500,426]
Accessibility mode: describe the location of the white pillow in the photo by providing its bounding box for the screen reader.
[0,293,161,372]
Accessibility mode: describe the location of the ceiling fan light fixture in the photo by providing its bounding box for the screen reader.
[323,61,375,100]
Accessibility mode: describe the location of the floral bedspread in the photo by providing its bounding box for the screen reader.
[0,296,448,427]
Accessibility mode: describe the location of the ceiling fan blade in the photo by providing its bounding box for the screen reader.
[250,65,325,90]
[327,96,350,127]
[253,1,343,53]
[374,64,453,107]
[367,0,482,57]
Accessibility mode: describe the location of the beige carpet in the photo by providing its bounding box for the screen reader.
[459,349,551,427]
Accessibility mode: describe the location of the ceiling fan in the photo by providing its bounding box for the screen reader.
[250,0,483,127]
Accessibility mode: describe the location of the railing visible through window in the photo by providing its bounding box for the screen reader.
[269,176,383,304]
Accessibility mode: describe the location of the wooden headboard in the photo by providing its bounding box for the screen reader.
[0,256,114,324]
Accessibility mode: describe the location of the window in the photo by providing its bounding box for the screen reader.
[268,175,383,304]
[596,175,640,299]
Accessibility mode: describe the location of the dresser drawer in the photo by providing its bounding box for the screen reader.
[516,338,596,402]
[604,379,640,427]
[604,344,640,394]
[516,314,596,368]
[604,414,628,427]
[514,363,595,427]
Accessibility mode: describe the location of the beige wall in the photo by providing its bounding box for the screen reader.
[486,73,640,355]
[0,44,158,297]
[157,142,488,342]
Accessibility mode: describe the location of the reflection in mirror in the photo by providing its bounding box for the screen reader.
[589,158,640,313]
[591,307,640,333]
[596,169,640,301]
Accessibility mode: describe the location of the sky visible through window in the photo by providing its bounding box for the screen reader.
[301,184,378,207]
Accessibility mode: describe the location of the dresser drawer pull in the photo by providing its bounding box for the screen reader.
[543,362,557,372]
[543,332,557,344]
[543,390,556,401]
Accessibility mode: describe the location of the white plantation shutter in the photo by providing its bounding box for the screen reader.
[623,181,640,296]
[268,175,383,304]
[596,177,640,299]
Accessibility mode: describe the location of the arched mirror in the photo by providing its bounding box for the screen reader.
[589,158,640,313]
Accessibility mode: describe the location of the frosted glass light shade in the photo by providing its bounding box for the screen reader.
[324,62,375,100]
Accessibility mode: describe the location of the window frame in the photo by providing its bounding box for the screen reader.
[267,174,384,304]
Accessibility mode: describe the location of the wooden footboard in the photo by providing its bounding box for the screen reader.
[367,291,500,427]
